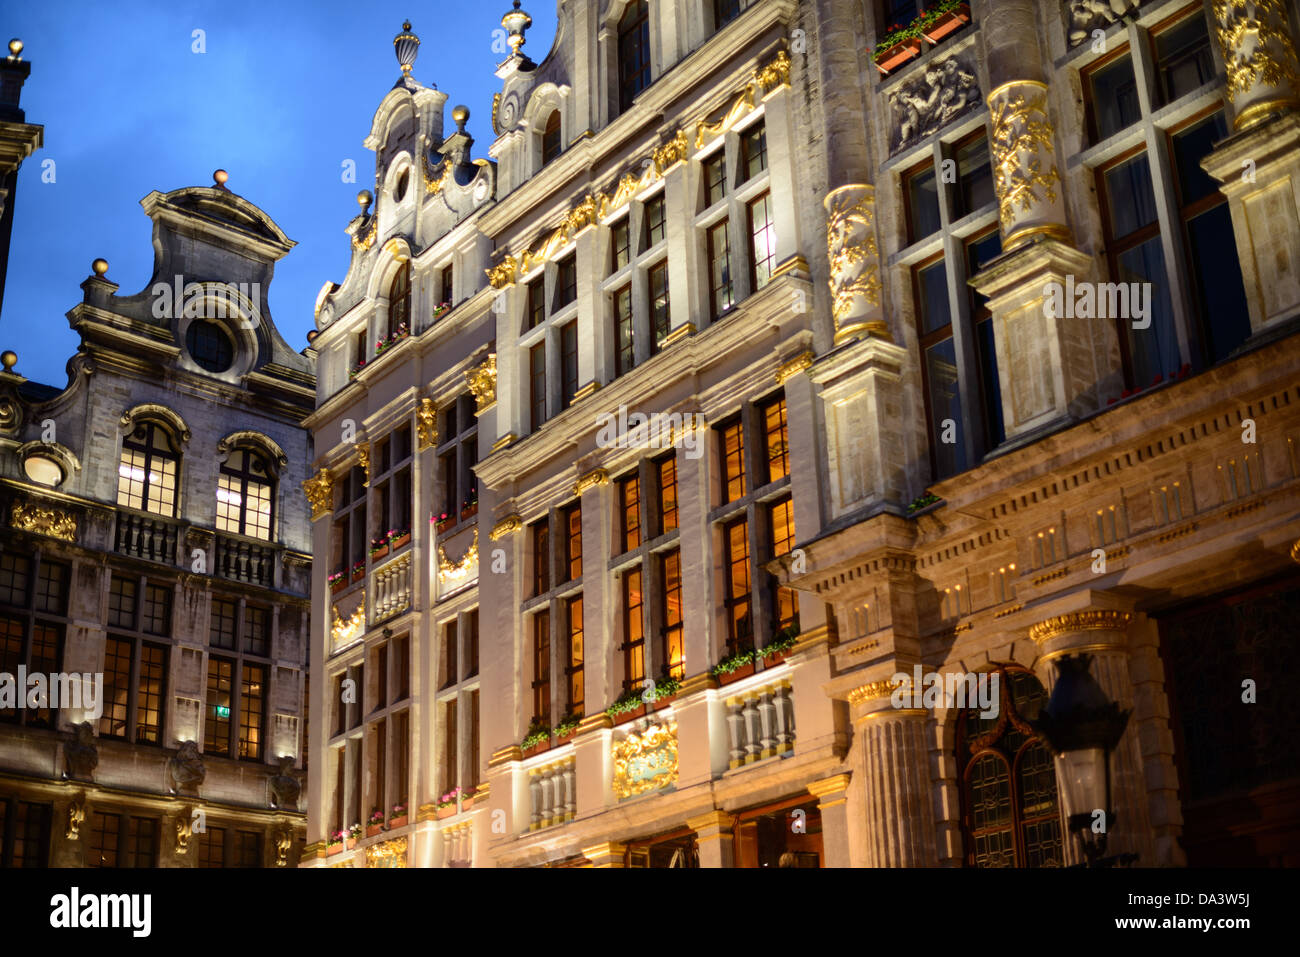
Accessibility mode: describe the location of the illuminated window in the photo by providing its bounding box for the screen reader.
[656,454,678,535]
[562,503,582,582]
[707,220,734,320]
[768,497,799,631]
[565,595,584,715]
[531,518,551,596]
[622,568,645,691]
[659,549,684,679]
[719,418,746,503]
[723,517,752,652]
[532,612,551,723]
[761,396,789,484]
[216,449,274,541]
[116,422,179,516]
[748,192,776,291]
[614,284,634,377]
[617,473,641,553]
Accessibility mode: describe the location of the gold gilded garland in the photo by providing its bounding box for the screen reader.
[438,529,479,584]
[989,84,1061,233]
[10,501,76,542]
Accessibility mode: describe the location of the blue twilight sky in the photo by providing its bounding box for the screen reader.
[2,0,557,388]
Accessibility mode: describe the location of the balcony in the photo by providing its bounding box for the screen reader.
[725,678,795,770]
[528,757,575,831]
[215,532,276,587]
[113,510,180,564]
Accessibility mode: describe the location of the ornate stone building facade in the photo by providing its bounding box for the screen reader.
[0,135,315,862]
[303,0,1300,867]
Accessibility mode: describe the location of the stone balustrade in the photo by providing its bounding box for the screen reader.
[371,552,411,622]
[529,757,575,831]
[725,679,795,769]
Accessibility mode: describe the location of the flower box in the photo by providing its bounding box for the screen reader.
[390,532,411,550]
[366,824,383,838]
[922,3,970,43]
[435,517,453,534]
[613,703,646,725]
[460,503,478,522]
[554,727,579,746]
[370,545,388,561]
[523,738,552,759]
[352,565,366,582]
[330,579,348,595]
[651,693,677,711]
[436,805,456,820]
[717,661,756,686]
[762,649,790,667]
[388,815,408,829]
[327,842,342,857]
[346,837,358,850]
[460,795,475,812]
[874,36,922,75]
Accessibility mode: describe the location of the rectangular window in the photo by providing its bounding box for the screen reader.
[555,254,578,311]
[618,474,641,552]
[614,284,634,376]
[532,613,551,723]
[723,517,753,652]
[967,230,1006,449]
[12,801,51,867]
[142,584,170,636]
[235,830,261,868]
[649,260,670,351]
[740,122,768,183]
[562,503,582,582]
[761,396,789,485]
[242,605,269,656]
[210,598,237,649]
[372,718,386,821]
[622,568,645,691]
[468,690,481,789]
[657,454,678,535]
[395,709,410,805]
[198,826,226,868]
[707,220,734,318]
[953,133,994,219]
[108,575,136,629]
[904,161,941,243]
[394,633,410,700]
[465,609,479,679]
[1086,52,1141,143]
[719,419,746,503]
[618,0,651,112]
[89,811,120,867]
[659,549,685,679]
[1154,11,1214,105]
[443,700,458,792]
[101,637,131,739]
[443,619,458,690]
[239,663,266,759]
[0,553,30,606]
[565,595,584,715]
[333,673,347,735]
[441,262,455,307]
[529,342,548,431]
[643,194,667,248]
[136,643,165,744]
[127,817,158,868]
[915,256,966,479]
[703,154,727,207]
[525,277,545,331]
[374,641,388,707]
[531,519,551,596]
[205,657,233,756]
[560,321,579,410]
[35,561,67,615]
[768,497,799,630]
[748,191,776,291]
[611,218,631,272]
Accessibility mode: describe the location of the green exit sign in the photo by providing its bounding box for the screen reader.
[216,705,230,718]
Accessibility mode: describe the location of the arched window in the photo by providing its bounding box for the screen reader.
[117,422,181,516]
[957,666,1064,867]
[618,1,651,114]
[541,110,563,166]
[216,449,275,541]
[388,261,411,340]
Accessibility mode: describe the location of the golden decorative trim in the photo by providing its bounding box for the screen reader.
[612,720,678,800]
[491,432,517,453]
[856,707,929,724]
[775,351,814,385]
[10,501,76,542]
[771,254,810,279]
[490,514,522,541]
[662,322,695,347]
[581,841,627,865]
[576,712,613,735]
[685,809,736,834]
[357,442,371,487]
[679,671,718,697]
[1233,96,1299,130]
[66,801,85,841]
[302,468,333,521]
[807,773,851,800]
[832,319,892,346]
[417,801,440,823]
[825,184,882,328]
[365,836,408,868]
[1004,222,1074,252]
[651,129,689,174]
[791,624,830,654]
[988,81,1062,237]
[993,602,1025,619]
[847,677,909,705]
[695,50,791,148]
[1291,538,1300,564]
[416,397,438,451]
[466,354,498,413]
[331,599,365,648]
[351,219,377,251]
[437,529,478,584]
[1029,610,1133,645]
[574,467,610,497]
[301,840,327,860]
[572,381,601,402]
[489,744,523,768]
[1211,0,1300,128]
[1031,565,1070,585]
[491,92,502,135]
[1037,641,1124,666]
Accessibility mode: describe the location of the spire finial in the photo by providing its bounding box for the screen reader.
[501,2,532,55]
[394,21,419,76]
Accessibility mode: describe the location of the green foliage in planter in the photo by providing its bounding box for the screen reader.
[710,647,756,678]
[906,491,942,514]
[553,713,582,738]
[521,717,551,749]
[604,685,646,718]
[759,624,801,658]
[872,0,967,62]
[651,674,681,699]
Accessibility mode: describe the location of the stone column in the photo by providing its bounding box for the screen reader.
[806,773,852,868]
[687,809,737,868]
[1030,609,1155,866]
[850,681,937,866]
[1200,5,1300,335]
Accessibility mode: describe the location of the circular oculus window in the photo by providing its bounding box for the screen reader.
[186,319,235,373]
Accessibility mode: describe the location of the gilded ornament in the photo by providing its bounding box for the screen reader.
[66,802,85,841]
[438,529,479,584]
[10,501,76,542]
[1211,0,1300,128]
[416,397,438,451]
[365,836,408,868]
[612,720,678,799]
[466,355,498,413]
[301,469,333,521]
[775,351,814,385]
[490,514,522,541]
[988,83,1061,236]
[332,599,365,648]
[1029,610,1133,645]
[352,219,377,251]
[824,185,883,329]
[573,467,609,497]
[847,676,910,705]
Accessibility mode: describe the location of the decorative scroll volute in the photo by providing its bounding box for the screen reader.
[988,80,1071,251]
[1210,0,1300,130]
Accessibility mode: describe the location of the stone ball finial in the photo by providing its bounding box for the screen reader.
[357,189,373,211]
[1,351,16,371]
[8,39,23,58]
[452,105,469,132]
[213,169,229,186]
[306,329,319,344]
[92,258,109,276]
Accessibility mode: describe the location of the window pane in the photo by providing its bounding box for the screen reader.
[1117,237,1180,386]
[618,0,651,112]
[657,455,678,534]
[749,192,776,290]
[1172,111,1229,207]
[243,605,269,656]
[611,218,630,272]
[623,569,644,689]
[35,561,68,614]
[762,397,789,484]
[917,260,952,335]
[660,550,684,679]
[142,584,171,636]
[703,155,726,207]
[89,811,120,867]
[100,637,131,739]
[649,260,670,350]
[724,519,752,650]
[644,195,666,248]
[240,663,266,759]
[136,643,165,744]
[924,336,966,478]
[614,285,634,376]
[1104,155,1159,238]
[707,220,734,317]
[1186,204,1251,364]
[560,322,579,410]
[955,136,994,217]
[210,598,237,649]
[1089,54,1141,142]
[619,475,641,552]
[741,122,767,182]
[906,165,941,241]
[1156,14,1214,104]
[0,553,30,606]
[720,420,746,502]
[566,595,584,714]
[206,658,233,756]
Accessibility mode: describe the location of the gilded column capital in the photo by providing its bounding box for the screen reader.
[824,184,889,347]
[806,773,851,801]
[466,354,498,413]
[988,79,1071,252]
[847,675,910,706]
[574,467,609,496]
[301,469,333,521]
[1211,0,1300,131]
[775,351,814,385]
[1029,610,1133,645]
[489,513,522,541]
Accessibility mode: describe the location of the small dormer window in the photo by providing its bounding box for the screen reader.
[394,170,410,202]
[186,320,235,373]
[618,1,651,114]
[542,111,563,165]
[388,261,411,338]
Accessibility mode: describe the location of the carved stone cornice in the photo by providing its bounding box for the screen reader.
[1029,610,1133,645]
[806,773,851,800]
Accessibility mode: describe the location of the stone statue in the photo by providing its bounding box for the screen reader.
[167,740,206,794]
[269,755,301,810]
[1067,0,1143,48]
[64,722,98,781]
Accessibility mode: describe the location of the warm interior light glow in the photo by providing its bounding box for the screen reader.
[23,454,63,487]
